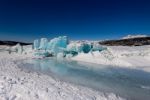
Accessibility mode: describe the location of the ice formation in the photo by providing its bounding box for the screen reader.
[33,36,69,57]
[33,39,39,50]
[67,42,107,53]
[66,43,82,56]
[39,38,48,50]
[47,36,68,55]
[82,43,91,53]
[33,36,107,57]
[66,42,106,57]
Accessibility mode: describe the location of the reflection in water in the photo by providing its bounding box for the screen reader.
[19,58,150,100]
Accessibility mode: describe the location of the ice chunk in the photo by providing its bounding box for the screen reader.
[47,36,69,55]
[39,38,48,50]
[31,36,107,57]
[33,39,39,50]
[82,43,91,53]
[67,42,107,54]
[66,42,91,54]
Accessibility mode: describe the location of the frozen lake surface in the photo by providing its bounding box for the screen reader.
[18,58,150,100]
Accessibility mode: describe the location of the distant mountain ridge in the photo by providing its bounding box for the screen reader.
[99,36,150,46]
[0,40,32,46]
[122,35,148,39]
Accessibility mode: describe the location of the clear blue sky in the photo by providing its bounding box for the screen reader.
[0,0,150,42]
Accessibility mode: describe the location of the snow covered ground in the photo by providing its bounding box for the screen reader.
[72,45,150,72]
[0,46,124,100]
[0,45,150,100]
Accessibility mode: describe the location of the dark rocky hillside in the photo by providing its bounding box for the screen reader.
[99,37,150,46]
[0,41,32,46]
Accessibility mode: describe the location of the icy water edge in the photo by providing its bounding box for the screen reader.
[18,58,150,100]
